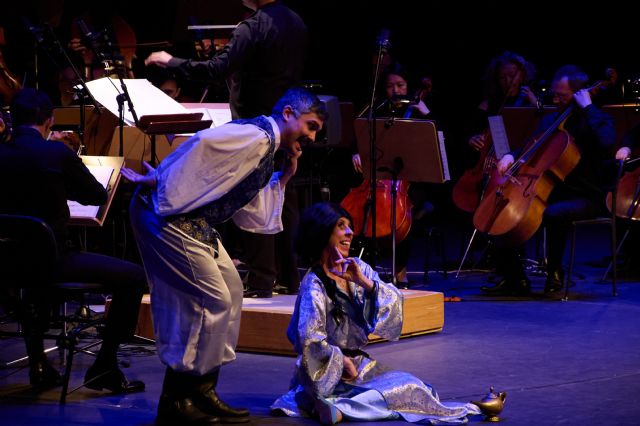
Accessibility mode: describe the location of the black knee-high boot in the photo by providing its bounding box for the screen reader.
[156,367,220,426]
[193,368,250,423]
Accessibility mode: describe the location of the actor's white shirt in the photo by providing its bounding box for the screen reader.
[152,116,285,234]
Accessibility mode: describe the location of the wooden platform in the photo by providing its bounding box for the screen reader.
[238,289,444,355]
[131,290,444,356]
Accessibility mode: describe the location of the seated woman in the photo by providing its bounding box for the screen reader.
[271,202,495,424]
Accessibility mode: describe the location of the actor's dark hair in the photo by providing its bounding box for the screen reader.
[272,87,328,122]
[11,88,54,127]
[553,65,589,92]
[296,202,352,263]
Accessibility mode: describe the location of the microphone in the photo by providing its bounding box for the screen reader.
[21,16,45,44]
[376,28,391,53]
[77,18,113,61]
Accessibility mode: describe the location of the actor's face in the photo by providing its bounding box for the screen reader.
[281,108,323,156]
[328,217,353,258]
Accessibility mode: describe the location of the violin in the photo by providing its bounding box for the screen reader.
[340,178,412,243]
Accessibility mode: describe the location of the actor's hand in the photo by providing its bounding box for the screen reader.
[342,356,358,381]
[120,161,157,187]
[330,247,374,292]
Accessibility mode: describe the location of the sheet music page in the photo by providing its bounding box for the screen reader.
[67,166,113,219]
[84,78,188,126]
[488,115,511,159]
[437,131,450,181]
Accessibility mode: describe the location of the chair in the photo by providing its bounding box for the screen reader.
[564,163,623,299]
[0,214,107,404]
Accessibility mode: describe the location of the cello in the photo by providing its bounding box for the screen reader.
[0,26,21,106]
[472,81,608,246]
[340,178,412,243]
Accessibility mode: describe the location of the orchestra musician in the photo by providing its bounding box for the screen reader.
[348,63,435,286]
[483,65,616,296]
[0,88,146,393]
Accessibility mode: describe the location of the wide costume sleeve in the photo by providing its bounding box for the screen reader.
[152,122,271,216]
[289,274,345,398]
[354,259,404,341]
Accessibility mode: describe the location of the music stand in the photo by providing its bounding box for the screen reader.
[137,113,212,166]
[354,117,448,283]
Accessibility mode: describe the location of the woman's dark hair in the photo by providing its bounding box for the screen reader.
[296,202,352,263]
[483,51,536,102]
[379,62,410,94]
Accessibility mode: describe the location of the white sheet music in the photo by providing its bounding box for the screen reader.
[84,78,188,126]
[437,131,450,182]
[67,166,113,219]
[488,115,511,159]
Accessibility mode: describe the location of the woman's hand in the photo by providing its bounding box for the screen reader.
[351,153,363,173]
[329,247,374,292]
[120,161,157,187]
[469,134,486,151]
[408,100,430,116]
[341,356,358,381]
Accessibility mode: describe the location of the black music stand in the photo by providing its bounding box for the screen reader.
[137,113,212,166]
[354,117,448,284]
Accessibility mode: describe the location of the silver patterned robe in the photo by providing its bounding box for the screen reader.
[271,258,480,424]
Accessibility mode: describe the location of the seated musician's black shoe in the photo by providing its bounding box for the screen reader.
[243,288,272,298]
[84,364,145,394]
[195,388,250,423]
[156,394,220,426]
[544,269,565,294]
[29,359,63,389]
[481,278,530,296]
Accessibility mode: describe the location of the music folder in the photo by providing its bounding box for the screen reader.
[68,156,124,227]
[353,118,449,183]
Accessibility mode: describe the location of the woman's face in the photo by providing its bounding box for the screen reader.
[498,62,524,97]
[327,216,353,258]
[385,73,408,98]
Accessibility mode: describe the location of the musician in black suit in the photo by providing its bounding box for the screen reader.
[0,88,146,393]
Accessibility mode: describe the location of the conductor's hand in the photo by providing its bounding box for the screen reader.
[352,153,363,173]
[120,161,157,187]
[342,356,358,381]
[469,134,486,151]
[497,154,515,175]
[145,51,173,68]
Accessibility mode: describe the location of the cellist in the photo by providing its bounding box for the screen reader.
[484,65,615,296]
[348,63,435,285]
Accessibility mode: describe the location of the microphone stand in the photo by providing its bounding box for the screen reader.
[26,22,102,154]
[88,24,139,158]
[365,36,389,269]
